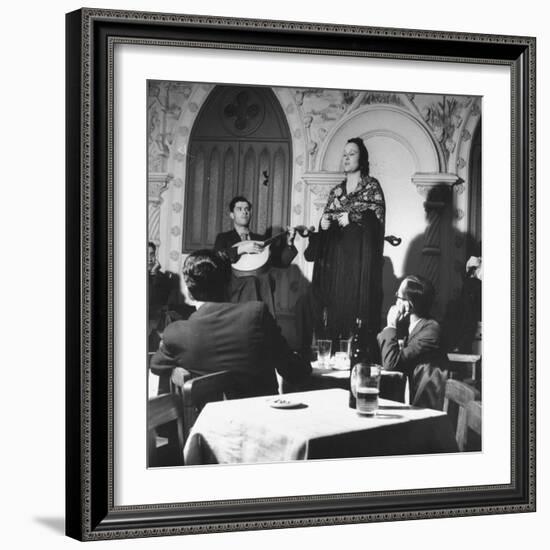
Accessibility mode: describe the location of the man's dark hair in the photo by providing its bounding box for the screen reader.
[401,275,435,318]
[182,249,230,302]
[229,196,252,212]
[346,137,370,177]
[148,241,156,252]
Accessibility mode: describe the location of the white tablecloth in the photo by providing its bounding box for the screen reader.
[183,388,457,465]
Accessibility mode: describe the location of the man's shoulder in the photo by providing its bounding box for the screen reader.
[224,300,266,315]
[199,300,266,316]
[420,318,442,332]
[161,319,192,345]
[217,301,268,324]
[412,318,442,341]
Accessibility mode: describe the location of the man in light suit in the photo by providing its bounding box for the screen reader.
[150,249,311,397]
[377,275,448,410]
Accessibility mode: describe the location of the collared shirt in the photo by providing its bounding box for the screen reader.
[408,317,422,336]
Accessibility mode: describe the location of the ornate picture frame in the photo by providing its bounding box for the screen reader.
[66,8,535,541]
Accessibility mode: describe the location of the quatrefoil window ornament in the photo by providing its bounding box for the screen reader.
[222,90,264,136]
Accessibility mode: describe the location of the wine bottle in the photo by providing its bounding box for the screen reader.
[321,306,328,339]
[349,318,364,408]
[349,319,380,408]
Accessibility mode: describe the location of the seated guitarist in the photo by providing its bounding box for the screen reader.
[214,196,296,317]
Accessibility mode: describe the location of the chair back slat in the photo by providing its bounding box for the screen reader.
[467,400,482,436]
[443,379,479,451]
[147,393,185,466]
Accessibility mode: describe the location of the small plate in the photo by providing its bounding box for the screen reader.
[267,398,304,409]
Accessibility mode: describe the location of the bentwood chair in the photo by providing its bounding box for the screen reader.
[443,379,480,451]
[182,370,238,441]
[147,392,185,467]
[465,400,482,451]
[447,353,481,387]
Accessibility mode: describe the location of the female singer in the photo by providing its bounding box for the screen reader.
[302,137,386,341]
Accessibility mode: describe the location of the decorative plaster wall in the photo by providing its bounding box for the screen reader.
[147,81,481,336]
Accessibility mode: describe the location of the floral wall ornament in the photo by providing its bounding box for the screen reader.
[169,250,181,262]
[148,81,194,171]
[461,129,472,142]
[294,180,303,192]
[361,92,403,106]
[173,178,183,188]
[294,90,305,106]
[293,205,302,215]
[308,141,318,156]
[295,155,304,166]
[170,226,181,236]
[293,128,302,139]
[422,96,464,162]
[470,102,481,117]
[221,89,265,135]
[286,103,295,114]
[172,202,183,213]
[457,157,467,170]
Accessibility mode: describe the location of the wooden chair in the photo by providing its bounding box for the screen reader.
[447,353,481,383]
[466,400,482,451]
[443,379,480,451]
[147,393,185,467]
[182,370,237,441]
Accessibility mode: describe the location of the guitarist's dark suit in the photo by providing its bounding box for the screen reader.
[213,229,297,317]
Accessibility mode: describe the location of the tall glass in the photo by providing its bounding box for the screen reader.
[351,363,382,415]
[333,338,351,370]
[317,339,332,368]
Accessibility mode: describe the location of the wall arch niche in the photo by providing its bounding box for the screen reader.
[317,105,442,317]
[184,85,293,252]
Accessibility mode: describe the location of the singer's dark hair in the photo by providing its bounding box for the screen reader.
[346,137,370,177]
[182,250,230,302]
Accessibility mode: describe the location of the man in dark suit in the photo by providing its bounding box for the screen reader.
[150,249,311,397]
[214,196,297,317]
[377,275,448,410]
[147,242,194,352]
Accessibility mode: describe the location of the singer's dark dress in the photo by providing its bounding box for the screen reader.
[304,176,385,340]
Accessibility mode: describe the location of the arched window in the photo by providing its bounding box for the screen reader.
[184,85,292,251]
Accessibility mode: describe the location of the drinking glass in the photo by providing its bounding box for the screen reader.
[352,363,382,415]
[333,339,351,370]
[317,339,332,368]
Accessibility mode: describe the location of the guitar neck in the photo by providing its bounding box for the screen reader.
[262,230,287,246]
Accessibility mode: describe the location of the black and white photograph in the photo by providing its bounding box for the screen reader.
[146,81,483,468]
[61,3,536,542]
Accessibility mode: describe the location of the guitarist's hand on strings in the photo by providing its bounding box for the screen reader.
[237,241,263,255]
